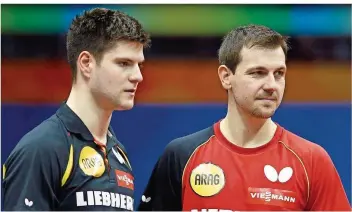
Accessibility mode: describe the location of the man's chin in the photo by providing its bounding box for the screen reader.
[251,108,276,119]
[253,113,274,119]
[114,101,134,111]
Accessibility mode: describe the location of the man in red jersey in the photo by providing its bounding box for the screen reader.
[138,24,351,211]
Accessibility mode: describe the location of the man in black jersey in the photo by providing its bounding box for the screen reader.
[3,7,150,211]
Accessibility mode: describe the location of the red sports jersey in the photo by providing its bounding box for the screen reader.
[138,121,351,211]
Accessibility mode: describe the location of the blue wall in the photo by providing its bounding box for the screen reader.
[2,103,351,207]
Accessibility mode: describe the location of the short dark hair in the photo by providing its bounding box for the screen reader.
[66,8,151,82]
[218,24,289,73]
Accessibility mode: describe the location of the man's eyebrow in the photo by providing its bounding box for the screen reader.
[114,57,145,63]
[245,66,286,73]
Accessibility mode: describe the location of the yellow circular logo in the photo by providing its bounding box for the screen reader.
[190,163,225,197]
[79,146,105,177]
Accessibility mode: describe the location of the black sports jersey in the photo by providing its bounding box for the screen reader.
[3,103,135,211]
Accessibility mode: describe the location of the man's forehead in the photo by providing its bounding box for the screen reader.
[239,46,286,68]
[115,40,144,49]
[241,46,285,57]
[106,41,145,62]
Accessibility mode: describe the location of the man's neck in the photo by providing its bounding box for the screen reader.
[66,86,112,145]
[220,103,277,148]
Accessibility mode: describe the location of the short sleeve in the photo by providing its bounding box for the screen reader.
[3,122,70,211]
[137,143,183,211]
[305,146,351,210]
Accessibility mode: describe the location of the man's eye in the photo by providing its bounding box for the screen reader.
[251,71,265,76]
[274,71,285,77]
[118,62,129,67]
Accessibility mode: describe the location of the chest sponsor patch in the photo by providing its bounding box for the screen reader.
[115,170,134,190]
[247,187,297,208]
[79,146,105,177]
[190,162,225,197]
[76,190,134,211]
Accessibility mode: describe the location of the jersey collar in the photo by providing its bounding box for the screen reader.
[56,102,115,142]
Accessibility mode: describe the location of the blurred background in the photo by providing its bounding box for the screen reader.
[2,4,351,207]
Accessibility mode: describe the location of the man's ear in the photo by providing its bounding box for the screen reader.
[77,51,95,79]
[218,65,233,90]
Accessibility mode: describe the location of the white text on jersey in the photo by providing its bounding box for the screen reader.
[76,191,133,210]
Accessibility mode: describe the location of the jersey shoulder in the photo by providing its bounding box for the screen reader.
[5,114,70,165]
[19,114,69,148]
[164,125,215,162]
[280,127,331,162]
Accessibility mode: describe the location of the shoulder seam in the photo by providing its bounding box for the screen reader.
[181,135,214,193]
[279,141,310,206]
[53,114,75,187]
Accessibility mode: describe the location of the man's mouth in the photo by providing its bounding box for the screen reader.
[124,89,136,93]
[257,97,276,101]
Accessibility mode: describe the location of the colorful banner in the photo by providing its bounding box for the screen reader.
[2,59,350,103]
[2,5,350,36]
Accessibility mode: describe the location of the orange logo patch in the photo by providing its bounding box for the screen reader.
[115,170,134,190]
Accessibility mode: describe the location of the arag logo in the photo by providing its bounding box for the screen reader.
[79,146,105,177]
[190,162,225,197]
